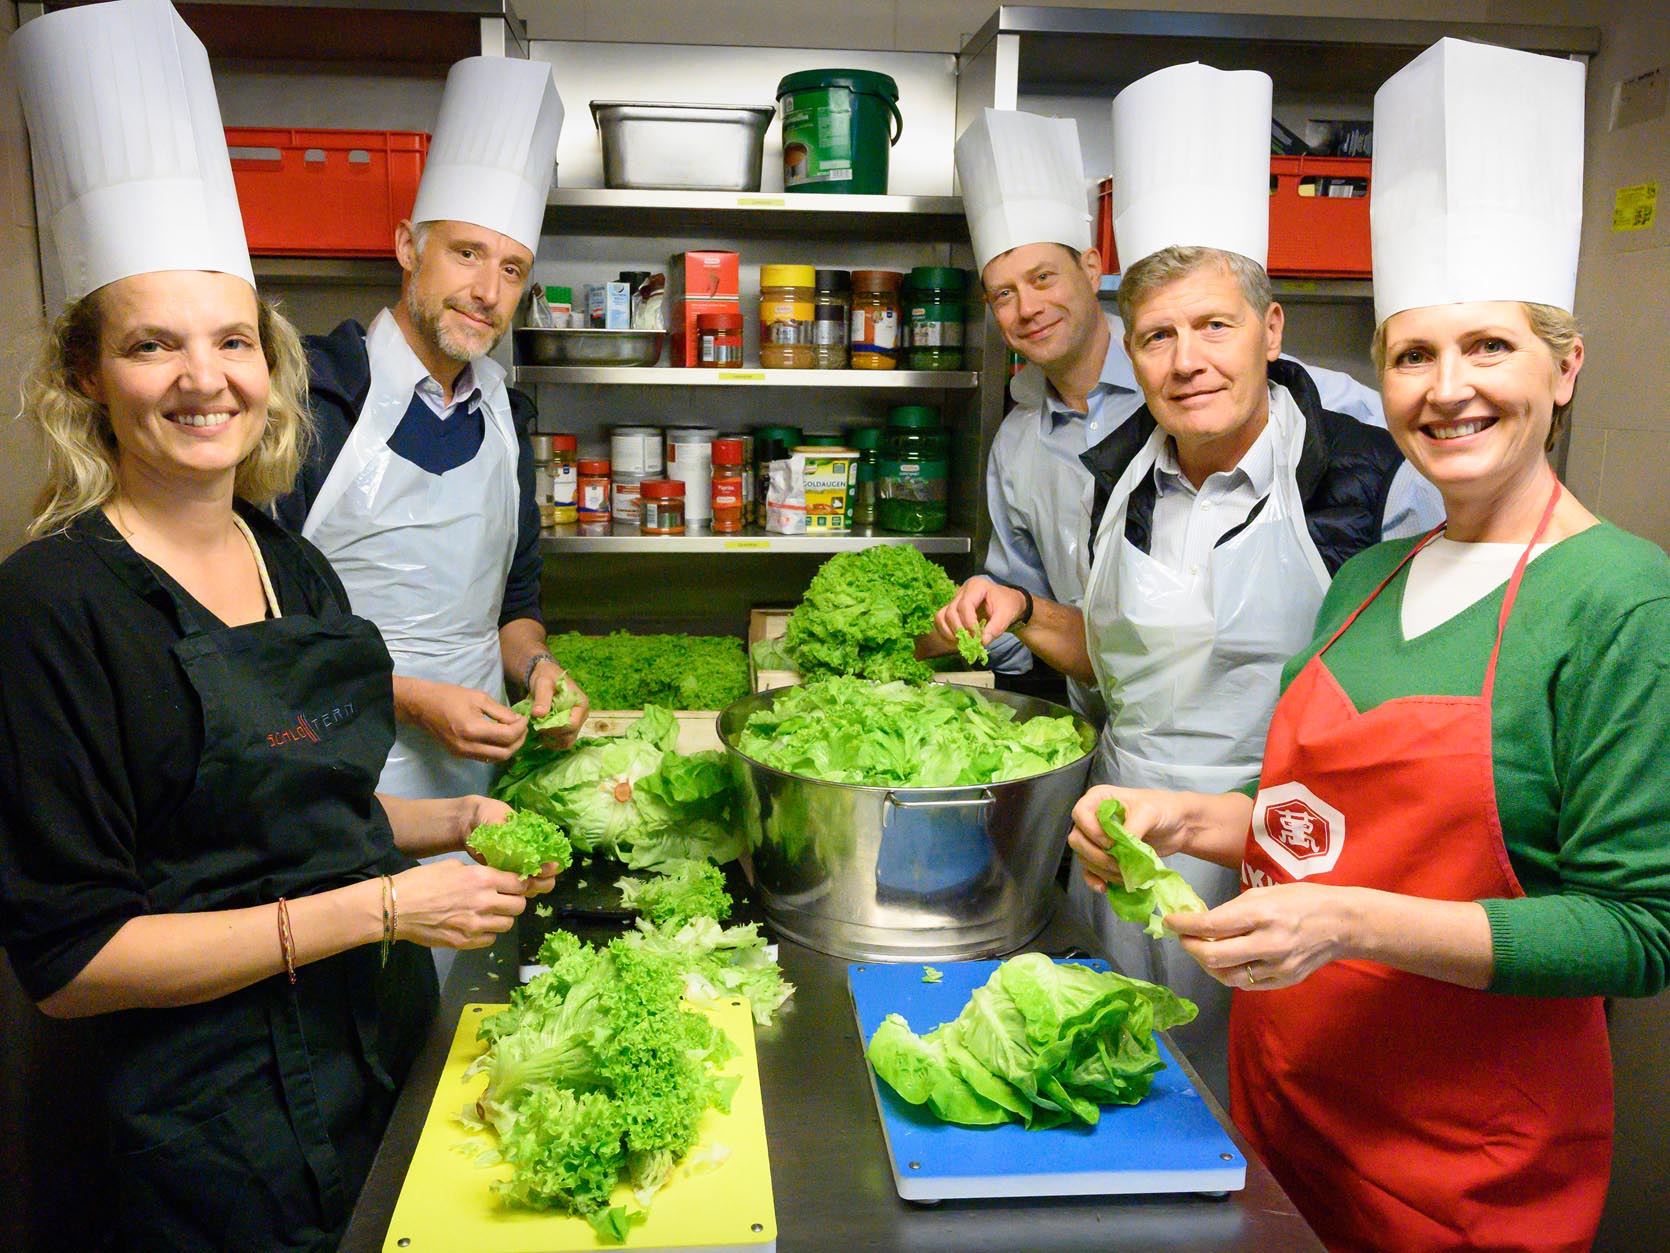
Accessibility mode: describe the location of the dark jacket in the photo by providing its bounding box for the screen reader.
[270,318,544,628]
[1080,357,1408,576]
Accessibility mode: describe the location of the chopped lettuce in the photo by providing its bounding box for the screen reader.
[735,676,1087,788]
[866,953,1197,1129]
[466,810,573,878]
[492,706,740,869]
[922,967,943,984]
[1096,798,1208,938]
[617,859,732,929]
[781,545,957,683]
[618,915,794,1027]
[543,631,748,711]
[954,625,989,667]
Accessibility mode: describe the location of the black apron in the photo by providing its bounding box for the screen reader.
[103,528,437,1253]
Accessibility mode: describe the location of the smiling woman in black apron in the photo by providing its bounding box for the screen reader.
[0,5,558,1249]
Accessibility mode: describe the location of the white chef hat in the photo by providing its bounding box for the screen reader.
[1110,63,1272,270]
[956,108,1093,274]
[1371,38,1586,324]
[10,0,254,302]
[409,57,564,255]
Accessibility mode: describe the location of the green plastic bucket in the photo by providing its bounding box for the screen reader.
[776,68,902,195]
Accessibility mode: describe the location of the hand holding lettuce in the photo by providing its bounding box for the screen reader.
[1094,798,1207,937]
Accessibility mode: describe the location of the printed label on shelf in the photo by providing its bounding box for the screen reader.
[724,539,773,550]
[719,370,768,382]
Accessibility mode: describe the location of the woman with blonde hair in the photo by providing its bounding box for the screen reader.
[1068,39,1670,1251]
[0,4,556,1248]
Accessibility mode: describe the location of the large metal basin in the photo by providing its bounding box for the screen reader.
[718,685,1096,962]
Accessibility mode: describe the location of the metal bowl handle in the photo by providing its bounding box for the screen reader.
[882,789,996,812]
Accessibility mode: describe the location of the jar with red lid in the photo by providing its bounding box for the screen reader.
[697,310,744,368]
[549,434,578,524]
[710,438,746,532]
[640,478,686,534]
[577,458,611,522]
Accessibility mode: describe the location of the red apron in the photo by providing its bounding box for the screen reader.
[1230,484,1613,1253]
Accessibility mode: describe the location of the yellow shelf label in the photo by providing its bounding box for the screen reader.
[718,370,768,383]
[735,196,787,208]
[1612,182,1657,232]
[723,539,773,550]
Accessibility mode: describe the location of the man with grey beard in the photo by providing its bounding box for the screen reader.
[272,56,585,810]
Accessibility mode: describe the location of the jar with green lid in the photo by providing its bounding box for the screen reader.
[878,405,949,534]
[811,269,850,369]
[799,433,845,447]
[904,266,967,371]
[751,425,802,523]
[760,264,816,369]
[843,425,883,527]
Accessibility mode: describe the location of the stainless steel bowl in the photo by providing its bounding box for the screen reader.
[591,100,776,192]
[719,685,1097,962]
[514,327,666,368]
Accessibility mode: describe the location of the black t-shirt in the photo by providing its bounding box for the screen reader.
[0,503,396,1000]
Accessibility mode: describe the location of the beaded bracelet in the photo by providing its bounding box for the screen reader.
[276,897,297,985]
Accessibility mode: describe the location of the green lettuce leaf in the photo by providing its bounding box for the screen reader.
[465,810,572,878]
[1096,798,1208,938]
[780,545,957,683]
[542,631,749,711]
[955,625,990,667]
[510,677,581,731]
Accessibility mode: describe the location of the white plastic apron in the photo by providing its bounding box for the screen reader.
[1071,384,1329,1096]
[302,310,518,800]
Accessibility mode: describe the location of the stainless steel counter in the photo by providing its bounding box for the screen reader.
[340,895,1322,1252]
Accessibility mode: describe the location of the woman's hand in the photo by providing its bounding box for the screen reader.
[1067,785,1250,895]
[392,859,536,950]
[530,672,589,750]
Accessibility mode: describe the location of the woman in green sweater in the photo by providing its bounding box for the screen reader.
[1067,39,1670,1253]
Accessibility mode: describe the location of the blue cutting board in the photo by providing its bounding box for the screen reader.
[848,959,1246,1202]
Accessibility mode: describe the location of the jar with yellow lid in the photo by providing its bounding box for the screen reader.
[759,264,815,369]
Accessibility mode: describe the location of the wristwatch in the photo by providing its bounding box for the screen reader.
[522,651,559,693]
[1012,586,1035,629]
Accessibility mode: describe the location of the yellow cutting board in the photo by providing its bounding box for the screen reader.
[382,1001,777,1252]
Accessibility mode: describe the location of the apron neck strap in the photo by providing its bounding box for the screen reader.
[1482,477,1562,703]
[1317,523,1446,656]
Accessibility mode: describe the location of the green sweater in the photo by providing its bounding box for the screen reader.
[1272,523,1670,998]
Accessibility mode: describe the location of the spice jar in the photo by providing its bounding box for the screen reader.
[577,458,611,522]
[611,472,650,526]
[529,435,556,528]
[640,478,686,535]
[904,266,967,371]
[549,434,578,524]
[811,269,851,369]
[843,425,883,528]
[711,438,746,532]
[849,269,903,369]
[878,405,949,534]
[759,264,815,369]
[697,309,744,367]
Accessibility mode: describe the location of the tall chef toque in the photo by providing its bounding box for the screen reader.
[410,56,565,255]
[10,0,254,302]
[1110,63,1272,270]
[1371,38,1586,324]
[956,108,1093,274]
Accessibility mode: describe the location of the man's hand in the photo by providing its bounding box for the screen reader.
[528,662,589,749]
[394,675,528,762]
[924,576,1029,657]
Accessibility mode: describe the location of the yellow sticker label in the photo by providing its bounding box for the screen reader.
[736,196,787,208]
[723,539,772,550]
[718,370,768,383]
[1612,182,1658,232]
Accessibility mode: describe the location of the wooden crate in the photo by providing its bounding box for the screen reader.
[747,607,994,693]
[581,709,724,754]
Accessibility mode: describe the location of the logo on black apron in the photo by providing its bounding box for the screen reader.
[266,703,357,748]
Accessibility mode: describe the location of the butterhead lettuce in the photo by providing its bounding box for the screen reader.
[1096,798,1208,938]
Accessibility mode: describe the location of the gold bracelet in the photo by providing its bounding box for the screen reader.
[388,874,399,960]
[276,897,297,985]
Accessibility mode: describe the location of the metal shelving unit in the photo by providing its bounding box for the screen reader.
[542,189,967,242]
[1098,274,1374,305]
[512,366,978,388]
[539,523,971,556]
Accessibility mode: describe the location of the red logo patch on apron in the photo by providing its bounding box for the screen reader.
[1251,782,1344,878]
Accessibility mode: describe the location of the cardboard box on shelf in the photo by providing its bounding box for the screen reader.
[668,250,741,366]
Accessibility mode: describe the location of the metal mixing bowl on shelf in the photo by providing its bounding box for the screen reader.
[718,685,1096,962]
[514,327,666,367]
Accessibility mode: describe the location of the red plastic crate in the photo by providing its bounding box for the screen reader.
[1095,155,1372,280]
[226,128,429,257]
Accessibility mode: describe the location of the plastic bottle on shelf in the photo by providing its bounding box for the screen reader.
[711,438,746,532]
[549,434,578,525]
[759,264,816,369]
[849,270,903,369]
[904,266,967,371]
[811,269,851,369]
[878,405,949,534]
